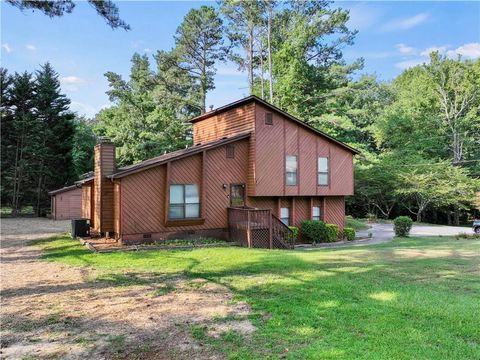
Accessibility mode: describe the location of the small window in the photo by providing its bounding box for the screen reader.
[286,155,298,186]
[265,112,273,125]
[169,184,200,219]
[280,207,289,225]
[312,206,321,221]
[318,157,329,186]
[226,144,235,158]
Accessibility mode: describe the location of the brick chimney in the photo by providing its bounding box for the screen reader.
[93,137,116,234]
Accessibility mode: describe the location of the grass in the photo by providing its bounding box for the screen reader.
[32,236,480,360]
[345,216,370,231]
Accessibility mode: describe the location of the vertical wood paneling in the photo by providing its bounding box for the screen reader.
[94,142,116,233]
[53,188,82,220]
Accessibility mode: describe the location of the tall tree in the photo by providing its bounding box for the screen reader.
[265,0,275,103]
[425,53,480,164]
[33,63,75,215]
[72,117,97,178]
[174,6,227,112]
[220,0,265,94]
[6,0,130,30]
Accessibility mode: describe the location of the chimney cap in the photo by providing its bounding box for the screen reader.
[97,136,113,144]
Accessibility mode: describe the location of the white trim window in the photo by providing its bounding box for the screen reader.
[318,157,329,186]
[280,207,290,225]
[312,206,321,221]
[169,184,200,219]
[286,155,298,186]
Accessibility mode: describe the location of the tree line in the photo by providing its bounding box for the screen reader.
[2,0,479,223]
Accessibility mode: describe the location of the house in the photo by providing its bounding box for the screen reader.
[48,185,82,220]
[57,96,359,248]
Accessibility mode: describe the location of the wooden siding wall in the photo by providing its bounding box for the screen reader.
[120,139,249,240]
[254,103,354,196]
[52,187,82,220]
[192,103,255,144]
[93,142,116,233]
[113,182,121,236]
[81,184,91,221]
[323,196,345,231]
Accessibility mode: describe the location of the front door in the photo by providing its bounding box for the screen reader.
[230,184,245,207]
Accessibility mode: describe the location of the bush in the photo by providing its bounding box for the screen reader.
[344,227,355,241]
[301,220,326,244]
[287,226,299,244]
[456,233,480,240]
[324,224,339,242]
[393,216,413,237]
[366,213,377,222]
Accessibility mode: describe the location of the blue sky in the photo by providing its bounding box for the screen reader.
[2,1,479,117]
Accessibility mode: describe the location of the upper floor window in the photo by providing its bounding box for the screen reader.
[318,157,329,186]
[312,206,321,221]
[286,155,298,186]
[226,144,235,158]
[280,207,290,225]
[265,112,273,125]
[169,184,200,219]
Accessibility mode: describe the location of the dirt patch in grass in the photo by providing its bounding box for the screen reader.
[0,219,253,359]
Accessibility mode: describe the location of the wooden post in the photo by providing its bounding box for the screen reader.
[268,210,273,249]
[247,210,251,248]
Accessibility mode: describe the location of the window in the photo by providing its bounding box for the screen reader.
[169,184,200,219]
[318,157,329,185]
[265,112,273,125]
[312,206,321,221]
[280,207,289,225]
[286,155,298,186]
[226,144,235,158]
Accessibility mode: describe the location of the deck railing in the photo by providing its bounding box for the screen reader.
[228,207,294,249]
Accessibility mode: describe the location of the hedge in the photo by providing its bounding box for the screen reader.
[324,224,339,242]
[344,227,355,241]
[287,226,299,244]
[393,216,413,237]
[301,220,326,244]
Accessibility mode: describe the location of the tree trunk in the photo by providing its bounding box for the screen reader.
[453,208,460,226]
[248,28,254,94]
[259,45,265,99]
[453,132,462,164]
[267,1,273,103]
[446,210,452,225]
[416,211,422,223]
[432,209,438,224]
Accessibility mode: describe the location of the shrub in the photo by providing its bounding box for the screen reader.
[301,220,326,244]
[324,224,339,242]
[393,216,413,237]
[344,227,355,241]
[287,226,299,244]
[456,233,480,240]
[366,213,377,222]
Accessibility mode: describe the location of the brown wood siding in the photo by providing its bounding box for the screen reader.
[52,187,82,220]
[254,103,354,196]
[113,181,121,237]
[93,143,115,233]
[193,102,255,144]
[81,184,91,220]
[120,139,249,239]
[323,196,345,231]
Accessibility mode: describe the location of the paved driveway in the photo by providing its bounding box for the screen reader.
[357,222,474,244]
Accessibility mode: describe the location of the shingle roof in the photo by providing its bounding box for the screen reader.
[48,184,80,196]
[190,95,360,155]
[109,131,252,179]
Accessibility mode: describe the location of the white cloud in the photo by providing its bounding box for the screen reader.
[60,76,86,92]
[420,45,449,57]
[382,13,429,31]
[25,44,37,51]
[144,48,152,53]
[446,43,480,59]
[396,43,416,55]
[395,59,426,70]
[70,101,107,118]
[347,3,382,31]
[2,43,13,53]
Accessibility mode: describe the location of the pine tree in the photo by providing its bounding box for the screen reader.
[33,63,75,215]
[174,6,227,112]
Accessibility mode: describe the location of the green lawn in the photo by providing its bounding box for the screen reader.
[34,235,480,359]
[345,216,370,231]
